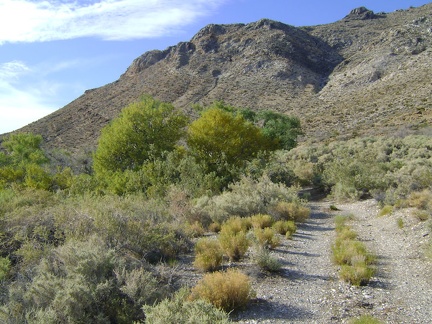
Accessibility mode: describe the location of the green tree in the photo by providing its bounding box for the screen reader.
[187,106,275,180]
[93,96,189,175]
[0,133,51,189]
[256,110,302,150]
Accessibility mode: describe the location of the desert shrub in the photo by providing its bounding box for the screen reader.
[253,246,282,272]
[0,257,11,281]
[350,315,383,324]
[414,210,430,221]
[189,269,254,312]
[2,236,167,323]
[184,221,206,238]
[379,205,393,216]
[193,238,224,272]
[249,214,274,229]
[408,189,432,210]
[272,220,297,237]
[269,201,310,222]
[144,288,231,324]
[193,176,302,224]
[208,222,221,233]
[253,228,280,249]
[223,216,252,233]
[218,221,250,261]
[339,256,375,286]
[332,219,375,286]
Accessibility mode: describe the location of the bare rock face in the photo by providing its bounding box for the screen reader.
[17,3,432,153]
[344,7,377,20]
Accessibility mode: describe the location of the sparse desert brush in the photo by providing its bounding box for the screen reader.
[272,220,296,237]
[408,189,432,210]
[144,288,231,324]
[250,214,274,229]
[350,315,383,324]
[253,228,280,249]
[254,246,281,272]
[332,218,375,286]
[340,256,375,286]
[223,216,251,233]
[184,221,205,238]
[218,226,250,262]
[336,227,358,241]
[379,205,393,216]
[208,222,221,233]
[193,238,224,272]
[189,269,254,312]
[414,210,430,222]
[334,214,355,231]
[270,201,310,222]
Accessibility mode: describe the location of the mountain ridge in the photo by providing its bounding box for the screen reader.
[10,3,432,153]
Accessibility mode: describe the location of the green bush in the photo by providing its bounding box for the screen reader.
[189,269,254,312]
[193,238,224,272]
[144,288,231,324]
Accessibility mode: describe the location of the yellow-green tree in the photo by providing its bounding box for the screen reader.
[187,106,276,181]
[93,96,189,176]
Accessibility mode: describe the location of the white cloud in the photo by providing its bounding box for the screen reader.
[0,61,69,133]
[0,0,227,44]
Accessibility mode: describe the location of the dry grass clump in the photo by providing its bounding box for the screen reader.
[144,287,231,324]
[378,205,393,217]
[184,221,206,238]
[270,201,310,222]
[408,189,432,210]
[272,220,297,237]
[350,314,383,324]
[218,218,250,261]
[332,216,375,286]
[249,214,274,229]
[208,222,221,233]
[189,269,254,312]
[253,228,280,249]
[193,238,224,272]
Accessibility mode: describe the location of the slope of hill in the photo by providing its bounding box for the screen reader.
[14,3,432,153]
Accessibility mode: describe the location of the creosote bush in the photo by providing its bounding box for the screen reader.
[189,269,254,312]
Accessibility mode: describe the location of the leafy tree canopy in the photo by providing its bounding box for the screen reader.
[187,103,276,174]
[93,96,189,175]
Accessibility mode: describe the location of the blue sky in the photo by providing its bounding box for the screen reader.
[0,0,430,134]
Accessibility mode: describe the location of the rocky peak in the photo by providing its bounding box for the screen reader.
[344,7,377,20]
